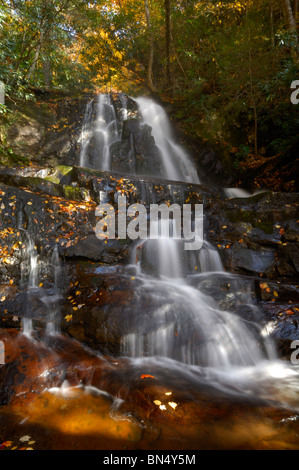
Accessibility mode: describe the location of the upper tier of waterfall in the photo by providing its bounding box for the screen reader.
[79,93,199,184]
[135,97,200,184]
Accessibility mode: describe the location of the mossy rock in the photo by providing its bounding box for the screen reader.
[44,165,73,184]
[62,184,90,201]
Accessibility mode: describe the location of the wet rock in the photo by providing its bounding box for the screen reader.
[112,93,139,117]
[62,235,128,264]
[122,118,141,137]
[246,227,281,246]
[261,303,299,358]
[277,243,299,275]
[284,220,299,242]
[229,245,276,275]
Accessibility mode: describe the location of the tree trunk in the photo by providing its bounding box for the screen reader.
[248,46,258,157]
[270,3,275,47]
[26,30,44,81]
[42,28,53,88]
[283,0,298,58]
[170,30,189,86]
[42,59,52,88]
[144,0,157,92]
[283,0,298,34]
[165,0,171,83]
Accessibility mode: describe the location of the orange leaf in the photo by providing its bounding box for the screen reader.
[286,310,294,315]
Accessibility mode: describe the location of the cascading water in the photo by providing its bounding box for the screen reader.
[20,235,38,336]
[2,94,299,450]
[79,93,200,183]
[121,225,275,367]
[79,98,94,169]
[135,97,200,184]
[79,94,119,170]
[45,245,62,334]
[20,236,62,335]
[78,93,277,369]
[71,92,299,403]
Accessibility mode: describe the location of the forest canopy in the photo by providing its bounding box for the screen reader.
[0,0,298,173]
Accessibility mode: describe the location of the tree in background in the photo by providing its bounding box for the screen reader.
[0,0,298,171]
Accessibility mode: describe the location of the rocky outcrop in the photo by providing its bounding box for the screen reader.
[1,92,298,362]
[0,162,297,358]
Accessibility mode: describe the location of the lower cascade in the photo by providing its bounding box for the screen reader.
[121,234,275,367]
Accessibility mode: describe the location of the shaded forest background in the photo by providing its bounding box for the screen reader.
[0,0,298,190]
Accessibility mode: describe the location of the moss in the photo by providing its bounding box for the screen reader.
[44,166,73,184]
[256,222,274,234]
[62,185,90,201]
[226,209,273,234]
[0,146,30,167]
[22,176,61,197]
[44,175,60,184]
[56,165,73,176]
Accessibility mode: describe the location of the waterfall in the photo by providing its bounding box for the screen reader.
[79,98,94,168]
[121,221,275,367]
[95,94,119,171]
[79,94,119,170]
[135,97,200,184]
[79,93,200,183]
[78,93,277,369]
[21,235,38,336]
[20,235,62,335]
[45,245,62,334]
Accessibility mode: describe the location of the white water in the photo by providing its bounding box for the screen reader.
[136,97,200,183]
[79,93,200,183]
[21,236,38,335]
[77,93,299,410]
[79,94,119,170]
[224,188,269,198]
[20,236,61,335]
[119,210,299,413]
[79,98,94,168]
[121,222,275,367]
[45,246,61,334]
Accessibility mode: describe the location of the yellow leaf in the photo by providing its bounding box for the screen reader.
[260,283,268,290]
[168,402,178,410]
